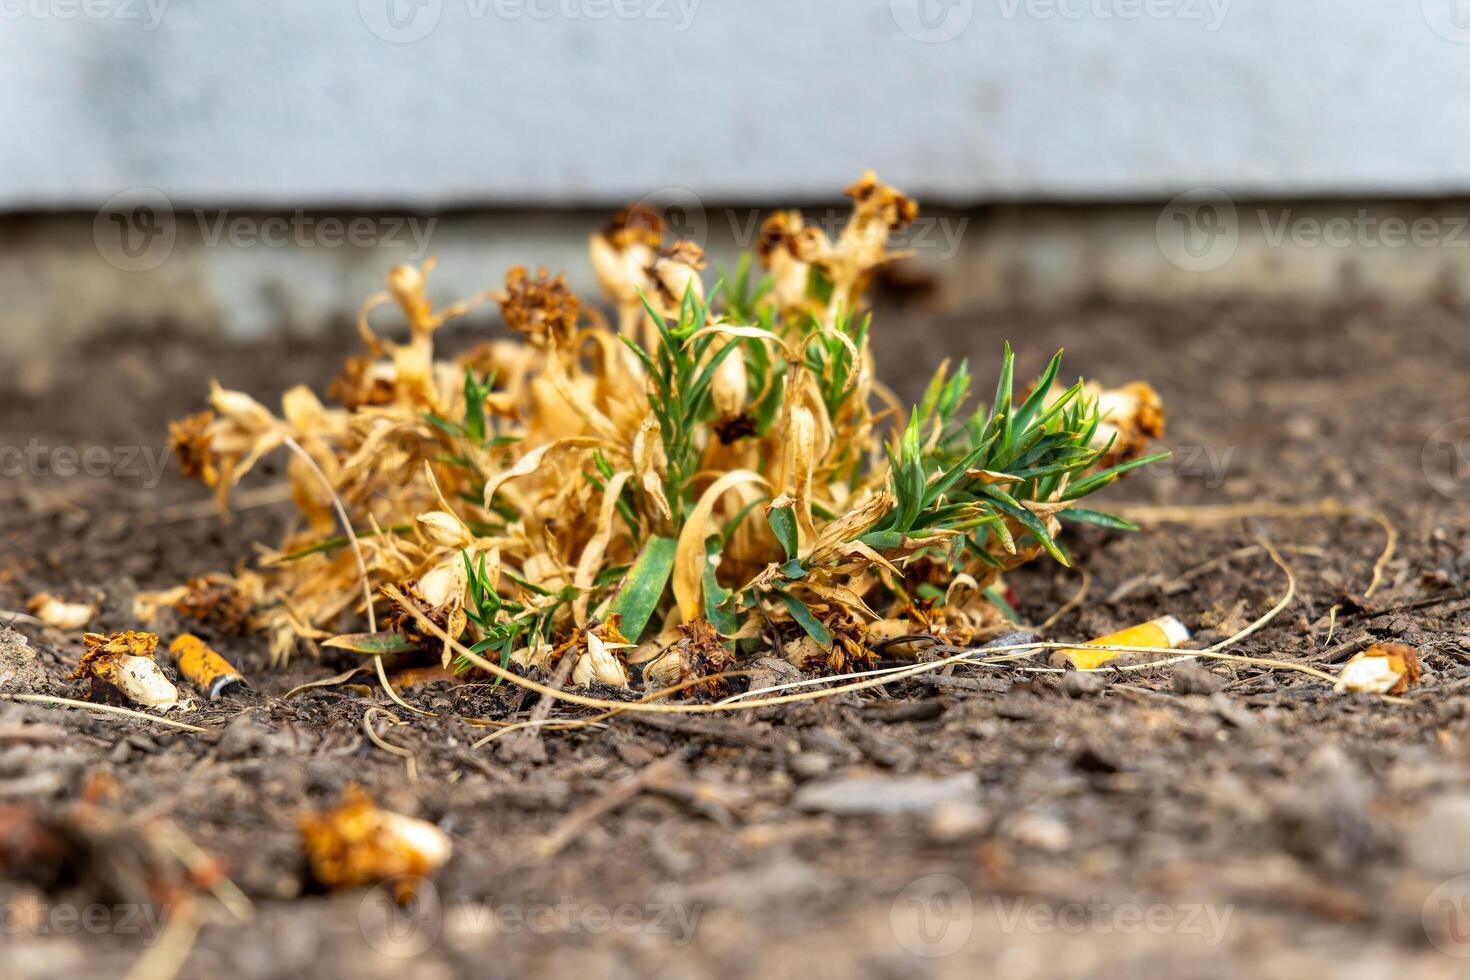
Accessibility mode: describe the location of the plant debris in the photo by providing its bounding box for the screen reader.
[299,785,452,893]
[69,631,183,711]
[26,593,96,631]
[1335,643,1421,695]
[168,172,1166,693]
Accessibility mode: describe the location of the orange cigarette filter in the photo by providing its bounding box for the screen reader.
[170,634,247,700]
[1063,616,1191,671]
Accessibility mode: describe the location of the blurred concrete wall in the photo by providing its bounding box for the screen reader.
[4,0,1470,209]
[6,1,1470,357]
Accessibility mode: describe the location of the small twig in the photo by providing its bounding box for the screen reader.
[121,902,201,980]
[0,693,211,733]
[363,706,419,781]
[536,751,688,860]
[281,437,430,720]
[1117,500,1396,598]
[1037,569,1090,633]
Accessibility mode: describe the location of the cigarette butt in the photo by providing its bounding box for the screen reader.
[170,634,247,700]
[1062,616,1191,671]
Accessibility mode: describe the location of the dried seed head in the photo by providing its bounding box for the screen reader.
[173,574,253,637]
[500,266,581,351]
[417,511,472,549]
[603,205,664,251]
[169,411,219,486]
[845,170,918,234]
[328,356,397,410]
[652,241,707,307]
[642,619,735,697]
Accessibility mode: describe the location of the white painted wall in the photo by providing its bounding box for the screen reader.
[4,0,1470,209]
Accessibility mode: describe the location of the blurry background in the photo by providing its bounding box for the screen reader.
[3,0,1470,354]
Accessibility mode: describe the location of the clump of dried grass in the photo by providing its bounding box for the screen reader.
[169,172,1165,688]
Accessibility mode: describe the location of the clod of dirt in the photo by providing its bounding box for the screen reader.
[792,772,980,816]
[747,657,802,693]
[217,714,268,760]
[1408,793,1470,875]
[1006,809,1072,852]
[1172,661,1224,695]
[0,629,49,692]
[927,800,990,841]
[1274,746,1383,874]
[1061,670,1107,698]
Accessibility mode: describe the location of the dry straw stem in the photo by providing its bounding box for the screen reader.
[0,693,212,734]
[362,705,420,781]
[1117,500,1397,598]
[387,553,1371,721]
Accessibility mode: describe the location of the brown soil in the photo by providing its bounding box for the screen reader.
[2,298,1469,979]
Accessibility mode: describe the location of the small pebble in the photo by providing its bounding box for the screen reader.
[791,752,833,781]
[1172,661,1223,695]
[217,714,267,760]
[1061,670,1106,698]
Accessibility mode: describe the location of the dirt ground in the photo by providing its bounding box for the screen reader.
[2,296,1469,979]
